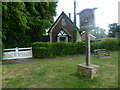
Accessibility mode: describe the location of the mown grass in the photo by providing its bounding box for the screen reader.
[2,52,118,88]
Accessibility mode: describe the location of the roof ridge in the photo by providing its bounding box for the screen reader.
[48,11,79,33]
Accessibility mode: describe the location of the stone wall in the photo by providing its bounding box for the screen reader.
[77,64,100,79]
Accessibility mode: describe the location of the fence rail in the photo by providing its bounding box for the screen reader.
[3,47,33,60]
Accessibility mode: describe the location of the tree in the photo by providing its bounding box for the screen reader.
[2,2,30,48]
[90,27,106,39]
[108,23,120,37]
[2,2,57,48]
[24,2,57,42]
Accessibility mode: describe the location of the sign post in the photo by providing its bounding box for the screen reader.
[77,8,100,79]
[85,30,90,66]
[79,8,95,66]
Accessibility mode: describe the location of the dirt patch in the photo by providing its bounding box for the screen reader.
[98,56,111,59]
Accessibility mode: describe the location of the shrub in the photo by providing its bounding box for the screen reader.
[100,38,119,51]
[32,42,53,59]
[75,41,86,54]
[32,41,86,59]
[52,42,68,56]
[32,38,119,59]
[90,42,101,53]
[32,42,51,48]
[90,38,119,52]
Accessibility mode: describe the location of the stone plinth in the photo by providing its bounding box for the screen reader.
[77,64,100,79]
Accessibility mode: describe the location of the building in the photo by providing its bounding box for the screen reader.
[42,12,96,42]
[80,32,96,40]
[47,11,81,42]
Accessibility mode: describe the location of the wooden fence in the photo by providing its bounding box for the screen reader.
[3,47,32,60]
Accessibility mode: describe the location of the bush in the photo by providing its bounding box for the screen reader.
[91,42,101,53]
[52,42,77,56]
[32,42,51,48]
[91,38,119,52]
[52,42,68,56]
[32,41,86,59]
[75,41,86,54]
[100,38,119,51]
[32,38,119,59]
[32,42,53,59]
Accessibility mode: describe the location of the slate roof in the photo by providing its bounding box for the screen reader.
[48,11,80,33]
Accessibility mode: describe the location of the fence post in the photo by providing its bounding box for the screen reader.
[16,47,19,58]
[31,47,33,57]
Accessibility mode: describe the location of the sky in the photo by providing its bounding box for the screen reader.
[55,0,119,34]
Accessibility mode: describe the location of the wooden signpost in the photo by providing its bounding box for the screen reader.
[80,8,95,66]
[77,8,100,79]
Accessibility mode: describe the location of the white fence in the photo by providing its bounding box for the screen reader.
[3,47,33,60]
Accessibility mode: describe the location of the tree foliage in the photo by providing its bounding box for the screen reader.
[90,27,106,39]
[108,23,120,37]
[72,25,77,42]
[2,2,57,48]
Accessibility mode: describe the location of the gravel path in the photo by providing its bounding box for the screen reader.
[1,51,118,65]
[1,54,85,65]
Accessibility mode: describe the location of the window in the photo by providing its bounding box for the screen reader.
[61,19,66,26]
[60,37,66,41]
[57,29,68,42]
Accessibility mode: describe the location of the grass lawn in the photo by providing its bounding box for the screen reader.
[2,52,118,88]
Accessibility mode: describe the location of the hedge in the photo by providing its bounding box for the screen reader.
[32,42,53,59]
[32,38,119,59]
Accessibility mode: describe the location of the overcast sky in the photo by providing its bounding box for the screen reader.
[55,0,119,33]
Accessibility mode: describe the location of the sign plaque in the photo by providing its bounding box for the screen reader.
[79,8,95,31]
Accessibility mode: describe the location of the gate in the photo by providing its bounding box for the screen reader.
[3,47,33,60]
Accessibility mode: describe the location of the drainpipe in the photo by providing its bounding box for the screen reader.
[50,31,52,43]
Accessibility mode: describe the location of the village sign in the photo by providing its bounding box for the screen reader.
[78,8,97,66]
[77,8,100,79]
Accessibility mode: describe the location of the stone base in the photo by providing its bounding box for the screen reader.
[77,64,100,79]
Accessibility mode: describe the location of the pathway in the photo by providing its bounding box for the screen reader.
[1,54,85,65]
[1,51,118,65]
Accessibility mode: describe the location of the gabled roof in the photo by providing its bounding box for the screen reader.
[48,11,79,33]
[81,31,96,39]
[90,34,96,39]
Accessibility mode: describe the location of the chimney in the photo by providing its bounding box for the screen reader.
[68,13,71,20]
